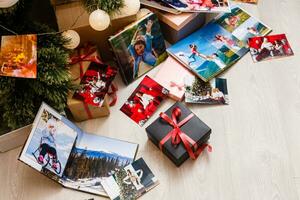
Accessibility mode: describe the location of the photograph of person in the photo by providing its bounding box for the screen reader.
[73,62,117,107]
[19,103,78,177]
[101,158,159,200]
[248,34,294,62]
[185,76,229,104]
[162,0,231,13]
[109,13,167,85]
[0,34,37,78]
[168,23,240,82]
[120,76,169,126]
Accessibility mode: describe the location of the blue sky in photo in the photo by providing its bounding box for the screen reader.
[76,132,137,159]
[25,117,77,176]
[168,29,219,69]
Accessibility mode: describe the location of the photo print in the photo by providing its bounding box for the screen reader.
[0,34,37,78]
[101,158,159,200]
[73,62,117,107]
[109,12,167,85]
[185,76,229,104]
[162,0,231,13]
[120,76,169,127]
[248,34,294,62]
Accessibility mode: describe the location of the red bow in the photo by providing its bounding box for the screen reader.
[69,44,103,81]
[170,81,184,91]
[159,107,212,160]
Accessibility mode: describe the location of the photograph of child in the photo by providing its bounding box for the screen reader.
[248,34,294,63]
[120,76,169,126]
[60,132,138,196]
[163,0,231,13]
[232,0,258,4]
[101,158,159,200]
[109,13,167,85]
[73,62,117,107]
[0,34,37,78]
[19,103,78,177]
[185,76,229,104]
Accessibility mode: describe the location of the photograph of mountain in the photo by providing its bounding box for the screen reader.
[60,132,138,196]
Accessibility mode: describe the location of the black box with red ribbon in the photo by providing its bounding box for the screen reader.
[146,102,212,167]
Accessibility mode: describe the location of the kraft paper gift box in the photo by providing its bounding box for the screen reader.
[55,1,137,61]
[153,57,194,101]
[146,8,206,44]
[67,45,111,121]
[146,102,212,167]
[67,93,110,122]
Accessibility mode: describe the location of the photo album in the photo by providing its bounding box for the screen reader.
[120,75,169,127]
[109,12,168,85]
[140,0,181,14]
[19,103,139,196]
[167,5,272,82]
[101,158,159,200]
[161,0,231,13]
[72,61,117,107]
[248,34,294,63]
[185,76,229,104]
[0,34,37,78]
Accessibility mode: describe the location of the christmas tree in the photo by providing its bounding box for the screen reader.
[0,0,73,134]
[81,0,124,14]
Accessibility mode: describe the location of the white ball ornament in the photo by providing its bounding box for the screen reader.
[120,0,140,16]
[89,9,111,31]
[62,30,80,50]
[136,8,151,20]
[0,0,18,8]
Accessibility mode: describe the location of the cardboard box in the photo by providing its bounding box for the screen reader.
[0,124,32,152]
[67,93,110,122]
[67,45,112,121]
[55,2,137,61]
[149,9,206,44]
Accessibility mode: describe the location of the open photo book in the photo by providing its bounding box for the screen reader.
[167,5,272,82]
[19,102,139,196]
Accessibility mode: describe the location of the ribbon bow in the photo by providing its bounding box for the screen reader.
[69,44,103,81]
[159,107,212,160]
[170,81,184,91]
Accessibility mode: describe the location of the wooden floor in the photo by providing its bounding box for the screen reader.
[1,0,300,199]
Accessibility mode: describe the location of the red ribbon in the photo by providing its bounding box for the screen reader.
[170,81,184,91]
[69,44,118,119]
[69,44,103,81]
[159,107,212,160]
[107,83,118,106]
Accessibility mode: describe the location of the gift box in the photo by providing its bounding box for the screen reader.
[146,102,212,167]
[153,57,194,101]
[67,93,110,122]
[67,44,113,121]
[148,8,206,44]
[55,2,137,61]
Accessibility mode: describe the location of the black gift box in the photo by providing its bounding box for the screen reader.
[146,102,211,167]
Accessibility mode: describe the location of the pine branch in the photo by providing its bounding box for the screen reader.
[81,0,124,14]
